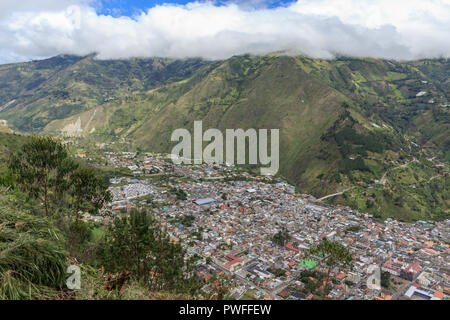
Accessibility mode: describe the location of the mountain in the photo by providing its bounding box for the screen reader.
[0,54,448,221]
[0,54,211,131]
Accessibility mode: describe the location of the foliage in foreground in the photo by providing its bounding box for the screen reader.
[99,210,202,296]
[0,204,67,299]
[8,135,111,220]
[1,135,200,299]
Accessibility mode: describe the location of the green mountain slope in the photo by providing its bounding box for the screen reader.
[0,55,211,131]
[0,54,448,221]
[297,57,450,154]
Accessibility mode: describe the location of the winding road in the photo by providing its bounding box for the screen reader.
[317,187,356,201]
[317,160,417,202]
[378,160,414,185]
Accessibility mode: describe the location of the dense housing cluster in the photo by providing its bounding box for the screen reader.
[84,150,449,300]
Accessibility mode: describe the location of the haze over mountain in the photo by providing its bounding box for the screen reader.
[0,53,448,221]
[1,0,450,64]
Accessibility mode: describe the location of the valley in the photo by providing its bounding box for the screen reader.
[0,54,448,222]
[59,143,450,300]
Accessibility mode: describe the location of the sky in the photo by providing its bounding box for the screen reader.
[0,0,449,64]
[94,1,298,16]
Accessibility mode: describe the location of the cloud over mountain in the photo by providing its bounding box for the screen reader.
[0,0,449,63]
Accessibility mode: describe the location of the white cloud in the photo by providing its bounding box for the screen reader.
[0,0,449,64]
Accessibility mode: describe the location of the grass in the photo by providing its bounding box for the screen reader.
[0,202,67,299]
[240,289,257,300]
[91,227,105,241]
[299,259,318,270]
[0,193,198,300]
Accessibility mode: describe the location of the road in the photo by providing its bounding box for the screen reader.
[318,187,355,202]
[391,280,412,300]
[318,160,416,202]
[427,174,443,183]
[378,160,414,185]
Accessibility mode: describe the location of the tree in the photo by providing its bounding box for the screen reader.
[8,136,110,218]
[381,271,391,289]
[67,166,111,257]
[8,135,77,217]
[169,187,187,200]
[8,135,112,258]
[99,210,201,295]
[68,165,111,224]
[208,274,231,300]
[307,240,353,288]
[272,227,290,246]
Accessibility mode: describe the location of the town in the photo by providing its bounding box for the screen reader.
[79,145,449,301]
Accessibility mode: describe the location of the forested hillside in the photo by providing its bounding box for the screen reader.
[0,55,448,221]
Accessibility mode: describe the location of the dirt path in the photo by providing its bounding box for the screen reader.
[427,174,442,183]
[378,160,413,185]
[84,109,97,130]
[317,187,355,201]
[317,160,414,202]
